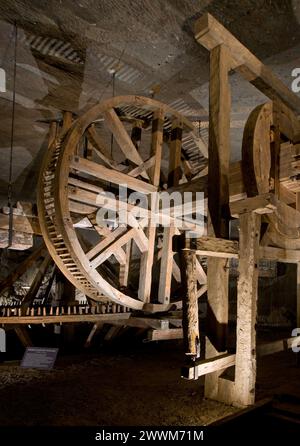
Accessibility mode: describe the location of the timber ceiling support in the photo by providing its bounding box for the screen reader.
[190,13,300,408]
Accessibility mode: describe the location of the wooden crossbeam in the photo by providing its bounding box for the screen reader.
[89,228,136,269]
[86,226,127,261]
[194,13,300,114]
[70,156,157,194]
[147,328,183,341]
[182,335,300,380]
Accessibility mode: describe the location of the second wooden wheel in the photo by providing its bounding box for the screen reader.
[38,96,207,311]
[242,100,300,246]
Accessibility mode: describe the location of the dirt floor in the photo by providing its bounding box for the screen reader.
[0,340,299,426]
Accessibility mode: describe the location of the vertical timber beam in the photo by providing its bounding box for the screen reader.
[138,109,164,302]
[181,244,200,358]
[157,119,182,304]
[208,45,231,238]
[205,44,232,402]
[234,212,260,407]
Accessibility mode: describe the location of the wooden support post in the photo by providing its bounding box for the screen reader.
[138,109,164,302]
[234,212,260,407]
[157,117,182,303]
[181,247,199,358]
[205,44,232,403]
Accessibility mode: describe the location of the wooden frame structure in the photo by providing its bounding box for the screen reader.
[179,13,300,407]
[1,12,300,409]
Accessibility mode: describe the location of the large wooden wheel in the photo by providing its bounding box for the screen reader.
[242,100,300,247]
[38,96,207,311]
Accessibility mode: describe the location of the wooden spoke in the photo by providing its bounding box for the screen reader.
[158,224,176,304]
[103,108,150,179]
[86,225,127,261]
[90,218,148,269]
[70,156,156,194]
[157,118,182,304]
[119,240,131,287]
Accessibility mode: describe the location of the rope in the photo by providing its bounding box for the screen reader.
[7,23,18,248]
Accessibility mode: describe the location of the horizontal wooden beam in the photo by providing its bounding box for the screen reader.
[147,328,183,341]
[0,313,131,325]
[194,13,300,114]
[182,353,235,380]
[193,237,239,259]
[230,193,276,217]
[182,335,300,380]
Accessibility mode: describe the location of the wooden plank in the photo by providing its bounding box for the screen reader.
[194,237,239,258]
[108,317,169,330]
[234,212,260,407]
[204,43,231,404]
[158,224,175,304]
[184,335,300,380]
[70,156,156,194]
[182,353,235,380]
[103,108,149,179]
[194,13,300,114]
[147,328,183,341]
